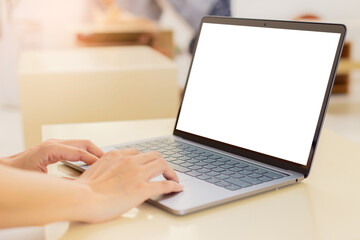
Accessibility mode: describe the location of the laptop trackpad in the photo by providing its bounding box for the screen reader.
[149,174,231,215]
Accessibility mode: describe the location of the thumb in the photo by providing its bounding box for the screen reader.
[146,180,184,198]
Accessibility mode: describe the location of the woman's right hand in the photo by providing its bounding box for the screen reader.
[76,149,183,223]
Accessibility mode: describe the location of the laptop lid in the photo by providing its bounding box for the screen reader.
[173,17,346,177]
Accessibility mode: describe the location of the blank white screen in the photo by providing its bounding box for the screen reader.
[176,23,340,165]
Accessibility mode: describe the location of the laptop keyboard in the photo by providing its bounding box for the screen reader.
[115,138,287,191]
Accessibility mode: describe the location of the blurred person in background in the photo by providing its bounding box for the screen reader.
[96,0,231,53]
[166,0,231,53]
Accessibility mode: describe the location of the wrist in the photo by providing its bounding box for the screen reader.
[68,181,100,223]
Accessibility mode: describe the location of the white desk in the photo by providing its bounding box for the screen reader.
[42,118,360,240]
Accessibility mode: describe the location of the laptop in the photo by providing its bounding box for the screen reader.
[64,17,346,215]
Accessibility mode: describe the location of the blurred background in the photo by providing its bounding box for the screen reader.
[0,0,359,156]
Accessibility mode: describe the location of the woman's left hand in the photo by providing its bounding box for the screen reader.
[1,139,104,173]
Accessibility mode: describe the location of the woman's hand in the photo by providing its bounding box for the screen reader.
[0,142,182,227]
[76,149,183,223]
[1,139,104,173]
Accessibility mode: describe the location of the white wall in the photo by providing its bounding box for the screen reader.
[231,0,360,59]
[232,0,360,21]
[0,0,90,106]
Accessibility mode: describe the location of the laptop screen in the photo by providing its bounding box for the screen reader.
[176,22,341,166]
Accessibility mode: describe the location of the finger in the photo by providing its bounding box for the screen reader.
[101,149,139,164]
[134,151,162,165]
[83,141,104,158]
[95,149,139,174]
[49,144,99,165]
[115,148,140,156]
[143,158,179,183]
[146,181,184,198]
[54,139,104,158]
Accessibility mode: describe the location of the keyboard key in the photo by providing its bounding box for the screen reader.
[241,176,263,185]
[137,143,152,147]
[163,151,174,155]
[197,174,211,180]
[210,155,222,160]
[169,164,189,173]
[201,152,213,157]
[178,145,189,149]
[206,178,220,184]
[255,169,267,174]
[235,162,249,168]
[203,164,217,169]
[227,160,239,165]
[211,161,223,166]
[248,173,262,178]
[221,170,235,175]
[188,159,200,164]
[215,181,230,187]
[186,153,200,158]
[180,163,193,168]
[244,166,258,171]
[259,176,273,182]
[205,171,220,177]
[173,160,185,165]
[186,171,201,177]
[194,156,208,160]
[172,148,182,153]
[197,168,210,173]
[186,148,197,152]
[264,172,284,179]
[239,170,252,175]
[189,165,201,171]
[172,153,183,158]
[182,150,192,155]
[231,173,245,179]
[215,174,230,180]
[164,146,174,150]
[229,167,242,172]
[159,152,170,156]
[179,156,191,161]
[203,159,216,163]
[218,157,230,162]
[193,150,205,155]
[225,185,242,191]
[152,147,163,151]
[225,178,252,188]
[156,144,167,148]
[194,161,207,167]
[221,164,233,169]
[212,167,225,172]
[166,157,177,162]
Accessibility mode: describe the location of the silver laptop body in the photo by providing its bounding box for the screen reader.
[65,17,346,215]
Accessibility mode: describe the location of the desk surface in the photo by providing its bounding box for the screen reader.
[43,118,360,240]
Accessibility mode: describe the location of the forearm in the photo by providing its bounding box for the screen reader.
[0,164,93,228]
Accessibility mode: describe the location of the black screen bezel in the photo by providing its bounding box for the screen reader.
[173,17,346,177]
